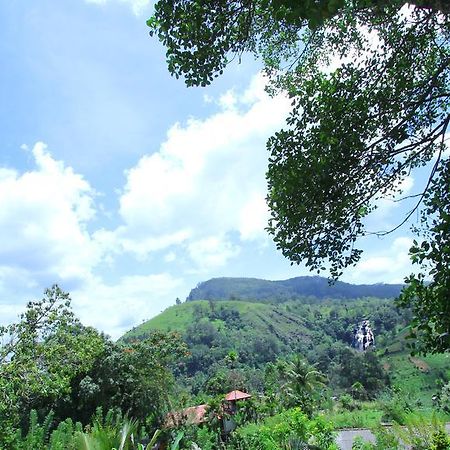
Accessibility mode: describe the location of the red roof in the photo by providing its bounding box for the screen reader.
[224,390,251,401]
[164,404,208,428]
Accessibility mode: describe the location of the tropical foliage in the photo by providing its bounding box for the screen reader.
[2,286,449,449]
[0,287,188,449]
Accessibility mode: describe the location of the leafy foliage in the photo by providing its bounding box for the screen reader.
[229,407,337,450]
[0,286,105,445]
[397,158,450,354]
[10,408,162,450]
[1,286,448,448]
[126,297,408,406]
[265,5,450,279]
[0,287,189,448]
[268,355,326,415]
[51,330,189,427]
[149,0,450,353]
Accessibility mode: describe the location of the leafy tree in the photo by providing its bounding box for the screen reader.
[333,349,389,398]
[0,286,105,444]
[149,0,450,352]
[397,158,450,354]
[281,355,326,415]
[0,286,189,447]
[65,331,189,426]
[263,355,326,416]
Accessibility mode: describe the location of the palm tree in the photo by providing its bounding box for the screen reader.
[282,355,326,416]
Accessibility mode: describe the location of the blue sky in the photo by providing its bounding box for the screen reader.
[0,0,424,338]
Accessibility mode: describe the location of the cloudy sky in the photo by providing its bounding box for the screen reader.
[0,0,424,338]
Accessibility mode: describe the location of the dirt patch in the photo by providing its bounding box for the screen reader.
[409,357,430,372]
[383,362,391,371]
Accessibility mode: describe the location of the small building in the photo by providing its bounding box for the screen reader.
[164,404,208,428]
[223,390,251,414]
[164,390,252,437]
[222,390,252,434]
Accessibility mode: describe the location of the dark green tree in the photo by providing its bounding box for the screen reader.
[397,159,450,354]
[83,331,190,425]
[0,286,105,445]
[149,0,450,352]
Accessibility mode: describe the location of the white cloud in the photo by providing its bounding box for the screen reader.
[164,251,176,263]
[0,143,187,336]
[239,193,270,241]
[0,143,100,287]
[347,236,414,284]
[84,0,151,16]
[187,235,241,271]
[0,75,291,337]
[219,89,238,110]
[111,73,290,268]
[72,272,185,339]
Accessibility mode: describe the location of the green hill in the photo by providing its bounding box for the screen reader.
[122,293,448,406]
[123,300,312,348]
[186,276,403,302]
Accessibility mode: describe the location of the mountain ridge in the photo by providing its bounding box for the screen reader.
[186,275,403,302]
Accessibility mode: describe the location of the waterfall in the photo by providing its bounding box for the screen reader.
[352,320,375,351]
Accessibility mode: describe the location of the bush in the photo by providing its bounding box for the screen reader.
[8,408,157,450]
[340,394,358,411]
[378,391,412,424]
[370,413,449,450]
[229,408,338,450]
[351,436,375,450]
[430,428,450,450]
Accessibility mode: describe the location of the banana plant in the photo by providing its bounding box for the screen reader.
[170,431,184,450]
[137,429,162,450]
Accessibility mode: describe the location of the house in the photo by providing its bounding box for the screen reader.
[164,390,252,426]
[163,390,252,436]
[164,404,209,428]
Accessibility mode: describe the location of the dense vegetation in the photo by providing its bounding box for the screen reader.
[124,293,449,408]
[0,286,189,449]
[187,276,403,303]
[1,285,449,449]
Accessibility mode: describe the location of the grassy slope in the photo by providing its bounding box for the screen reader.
[382,352,449,406]
[122,300,311,345]
[376,328,449,406]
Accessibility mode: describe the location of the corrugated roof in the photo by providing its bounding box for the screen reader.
[224,390,251,401]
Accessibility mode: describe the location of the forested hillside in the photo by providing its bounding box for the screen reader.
[123,289,449,411]
[186,276,404,302]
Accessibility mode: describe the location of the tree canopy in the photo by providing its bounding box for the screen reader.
[148,0,450,352]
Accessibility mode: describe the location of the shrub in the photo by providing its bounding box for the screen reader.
[229,408,338,450]
[340,394,357,411]
[351,436,375,450]
[430,428,450,450]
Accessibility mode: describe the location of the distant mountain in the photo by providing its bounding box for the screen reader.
[186,276,403,302]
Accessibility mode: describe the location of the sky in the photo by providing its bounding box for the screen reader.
[0,0,426,339]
